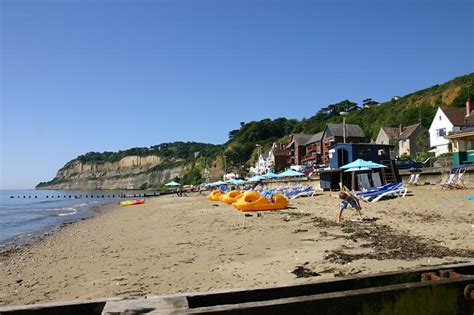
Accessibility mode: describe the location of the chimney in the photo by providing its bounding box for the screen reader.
[399,124,404,135]
[466,96,472,117]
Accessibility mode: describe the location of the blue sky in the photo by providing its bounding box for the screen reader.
[1,0,473,188]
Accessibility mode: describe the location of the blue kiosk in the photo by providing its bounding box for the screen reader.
[319,143,400,191]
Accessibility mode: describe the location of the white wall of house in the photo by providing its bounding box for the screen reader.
[398,139,411,156]
[249,152,273,175]
[375,130,390,145]
[428,107,460,156]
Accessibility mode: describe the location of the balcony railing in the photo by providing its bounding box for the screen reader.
[301,154,317,162]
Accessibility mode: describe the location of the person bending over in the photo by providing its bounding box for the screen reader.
[338,191,362,223]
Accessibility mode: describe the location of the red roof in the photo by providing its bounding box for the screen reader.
[441,107,474,125]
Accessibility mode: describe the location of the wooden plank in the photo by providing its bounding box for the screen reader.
[185,262,474,308]
[101,296,188,314]
[186,276,474,314]
[1,263,472,314]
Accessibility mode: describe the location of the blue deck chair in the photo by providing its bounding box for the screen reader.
[361,182,396,193]
[440,167,459,190]
[357,183,405,202]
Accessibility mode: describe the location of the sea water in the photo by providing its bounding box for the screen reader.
[0,189,126,247]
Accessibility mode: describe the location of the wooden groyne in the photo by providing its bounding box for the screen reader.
[1,262,472,314]
[8,192,166,199]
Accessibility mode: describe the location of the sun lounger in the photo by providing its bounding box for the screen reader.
[284,186,315,199]
[369,185,407,202]
[357,183,405,202]
[406,173,421,186]
[289,188,315,200]
[412,173,421,185]
[360,182,398,194]
[440,167,459,190]
[453,165,467,189]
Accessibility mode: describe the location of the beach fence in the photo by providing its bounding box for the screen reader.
[0,262,473,314]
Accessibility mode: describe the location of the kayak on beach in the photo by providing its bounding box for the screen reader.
[120,199,145,206]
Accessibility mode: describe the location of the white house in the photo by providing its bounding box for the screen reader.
[249,152,273,175]
[428,107,466,156]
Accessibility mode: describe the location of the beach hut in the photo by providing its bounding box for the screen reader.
[340,159,387,190]
[343,167,370,190]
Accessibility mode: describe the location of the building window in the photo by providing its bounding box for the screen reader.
[359,148,371,156]
[467,140,474,151]
[439,116,442,121]
[436,128,446,137]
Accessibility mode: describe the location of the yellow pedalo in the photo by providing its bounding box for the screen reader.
[233,191,288,212]
[220,190,243,204]
[207,190,222,201]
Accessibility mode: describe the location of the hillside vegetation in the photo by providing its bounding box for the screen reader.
[223,73,473,167]
[37,73,474,188]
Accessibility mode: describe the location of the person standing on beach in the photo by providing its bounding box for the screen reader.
[337,191,363,223]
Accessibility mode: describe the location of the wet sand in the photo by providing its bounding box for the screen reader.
[1,186,473,306]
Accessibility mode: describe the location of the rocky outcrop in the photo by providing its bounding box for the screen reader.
[37,155,185,190]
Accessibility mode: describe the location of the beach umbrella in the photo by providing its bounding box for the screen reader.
[165,181,181,186]
[340,159,371,169]
[226,178,241,185]
[246,175,266,182]
[343,167,371,172]
[276,169,305,177]
[363,161,388,169]
[262,172,279,179]
[340,159,387,170]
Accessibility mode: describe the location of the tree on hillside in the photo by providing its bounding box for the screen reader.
[181,167,202,185]
[415,128,430,153]
[228,129,239,140]
[299,100,359,134]
[451,86,474,108]
[318,100,359,118]
[362,98,379,108]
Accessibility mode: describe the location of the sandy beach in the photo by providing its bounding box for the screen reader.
[1,186,473,306]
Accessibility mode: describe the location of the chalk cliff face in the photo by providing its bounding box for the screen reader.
[37,155,185,190]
